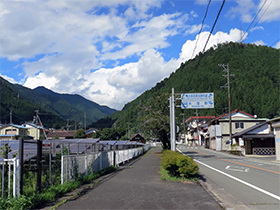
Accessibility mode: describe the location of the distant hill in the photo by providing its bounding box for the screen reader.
[0,77,116,128]
[33,86,116,123]
[108,42,280,130]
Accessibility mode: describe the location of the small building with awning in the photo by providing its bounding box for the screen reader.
[232,121,275,155]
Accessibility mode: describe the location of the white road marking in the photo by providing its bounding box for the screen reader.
[225,165,249,172]
[195,159,280,201]
[176,148,280,201]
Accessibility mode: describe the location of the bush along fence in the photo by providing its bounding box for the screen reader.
[61,144,151,184]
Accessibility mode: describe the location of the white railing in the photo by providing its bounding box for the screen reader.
[61,145,151,184]
[0,158,20,198]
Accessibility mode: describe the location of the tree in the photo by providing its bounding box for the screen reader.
[73,129,86,139]
[140,93,171,149]
[99,127,126,140]
[92,130,102,138]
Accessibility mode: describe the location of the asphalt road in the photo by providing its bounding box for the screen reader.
[56,146,222,210]
[177,145,280,210]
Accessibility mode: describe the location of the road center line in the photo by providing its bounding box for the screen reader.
[194,158,280,201]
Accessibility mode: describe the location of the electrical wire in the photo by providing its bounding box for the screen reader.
[202,0,226,54]
[249,0,274,35]
[240,0,268,41]
[191,0,212,59]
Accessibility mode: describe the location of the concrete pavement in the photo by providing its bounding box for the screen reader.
[51,146,222,210]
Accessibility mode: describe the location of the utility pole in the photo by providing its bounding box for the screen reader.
[195,109,200,146]
[10,110,13,140]
[219,63,234,145]
[84,113,86,130]
[170,88,176,151]
[35,110,39,140]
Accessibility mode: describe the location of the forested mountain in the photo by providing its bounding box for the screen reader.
[0,77,116,128]
[105,42,280,135]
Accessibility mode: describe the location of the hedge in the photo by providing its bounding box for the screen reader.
[161,150,199,178]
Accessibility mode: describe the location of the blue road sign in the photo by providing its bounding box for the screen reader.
[181,92,214,109]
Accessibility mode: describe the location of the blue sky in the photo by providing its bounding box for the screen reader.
[0,0,279,110]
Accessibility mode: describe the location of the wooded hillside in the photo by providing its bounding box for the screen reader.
[106,42,280,135]
[0,78,116,128]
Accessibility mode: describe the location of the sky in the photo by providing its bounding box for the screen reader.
[0,0,279,110]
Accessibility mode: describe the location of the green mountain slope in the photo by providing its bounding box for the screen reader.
[0,77,66,128]
[0,77,116,128]
[33,86,116,123]
[110,42,280,130]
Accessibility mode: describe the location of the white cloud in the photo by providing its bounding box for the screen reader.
[0,0,163,61]
[250,26,264,32]
[22,28,245,110]
[275,41,280,49]
[0,74,17,84]
[227,0,280,23]
[258,0,280,22]
[227,0,255,23]
[194,0,209,5]
[253,40,266,46]
[185,24,204,35]
[180,28,245,62]
[190,10,198,18]
[24,72,59,89]
[2,0,277,112]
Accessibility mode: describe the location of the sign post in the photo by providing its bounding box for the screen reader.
[169,90,214,151]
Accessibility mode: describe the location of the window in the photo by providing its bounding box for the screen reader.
[235,122,244,129]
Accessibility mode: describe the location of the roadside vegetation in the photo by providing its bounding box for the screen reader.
[0,166,116,210]
[161,150,199,181]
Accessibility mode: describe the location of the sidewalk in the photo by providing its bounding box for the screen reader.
[53,146,222,210]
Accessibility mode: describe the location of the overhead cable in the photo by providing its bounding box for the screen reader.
[191,0,212,59]
[240,0,268,41]
[202,0,226,54]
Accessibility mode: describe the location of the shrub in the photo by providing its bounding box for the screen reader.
[161,150,199,178]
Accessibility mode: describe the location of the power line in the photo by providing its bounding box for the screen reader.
[202,0,226,54]
[240,0,268,41]
[242,0,273,42]
[191,0,212,59]
[270,38,280,47]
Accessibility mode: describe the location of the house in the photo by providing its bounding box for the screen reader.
[0,124,32,140]
[184,116,216,146]
[22,122,48,140]
[233,121,275,155]
[47,130,76,139]
[209,109,268,151]
[85,128,97,138]
[130,134,146,144]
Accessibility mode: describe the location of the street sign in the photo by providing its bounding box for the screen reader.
[181,92,214,109]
